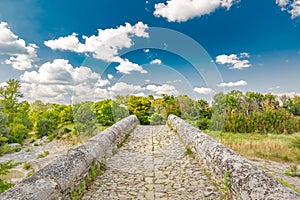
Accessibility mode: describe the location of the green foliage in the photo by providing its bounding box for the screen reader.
[0,109,9,144]
[185,146,195,159]
[37,150,49,159]
[23,162,31,170]
[1,81,300,152]
[210,90,300,134]
[36,118,56,138]
[0,160,21,176]
[203,168,211,177]
[0,79,23,115]
[221,171,232,198]
[0,179,14,194]
[117,132,131,148]
[111,101,129,122]
[73,101,98,136]
[27,169,35,177]
[0,160,21,194]
[128,96,151,125]
[0,80,33,145]
[94,99,114,126]
[150,113,165,125]
[285,164,299,177]
[0,144,21,156]
[8,123,29,143]
[70,159,106,199]
[275,177,299,194]
[162,94,181,117]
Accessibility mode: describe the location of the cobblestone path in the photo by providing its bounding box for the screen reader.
[82,125,221,200]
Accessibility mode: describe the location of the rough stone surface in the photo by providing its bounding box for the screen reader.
[83,125,221,200]
[2,114,298,200]
[0,139,72,184]
[167,114,300,200]
[0,115,139,200]
[250,158,300,193]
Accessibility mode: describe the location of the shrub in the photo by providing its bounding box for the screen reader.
[36,119,56,138]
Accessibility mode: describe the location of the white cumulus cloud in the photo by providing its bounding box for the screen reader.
[269,86,281,90]
[108,82,144,97]
[276,0,300,18]
[216,53,251,70]
[217,80,248,87]
[44,33,85,53]
[115,59,148,74]
[44,22,148,74]
[194,87,214,94]
[146,84,178,95]
[0,22,38,70]
[154,0,239,22]
[150,59,162,65]
[107,74,114,80]
[273,92,300,97]
[20,59,109,103]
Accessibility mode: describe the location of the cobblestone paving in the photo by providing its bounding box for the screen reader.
[82,125,221,200]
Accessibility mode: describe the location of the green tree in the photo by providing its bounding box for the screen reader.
[111,101,129,122]
[0,79,23,117]
[0,109,9,145]
[36,119,56,138]
[73,102,98,135]
[128,96,151,125]
[150,113,165,125]
[0,80,32,144]
[210,92,226,131]
[290,96,300,116]
[162,94,181,117]
[196,99,212,130]
[94,100,114,126]
[58,105,73,126]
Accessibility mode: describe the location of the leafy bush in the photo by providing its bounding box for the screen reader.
[7,123,29,143]
[36,118,56,138]
[0,160,21,193]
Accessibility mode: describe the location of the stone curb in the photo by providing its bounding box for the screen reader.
[0,115,139,200]
[167,114,300,200]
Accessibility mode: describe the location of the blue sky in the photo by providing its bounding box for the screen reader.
[0,0,300,103]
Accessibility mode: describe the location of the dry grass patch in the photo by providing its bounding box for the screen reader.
[207,131,300,163]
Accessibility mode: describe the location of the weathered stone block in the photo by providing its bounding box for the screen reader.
[0,176,60,200]
[167,114,300,200]
[0,115,139,200]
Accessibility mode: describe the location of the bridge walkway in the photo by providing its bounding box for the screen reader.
[82,125,221,200]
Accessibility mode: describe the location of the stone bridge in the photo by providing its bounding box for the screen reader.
[0,115,299,200]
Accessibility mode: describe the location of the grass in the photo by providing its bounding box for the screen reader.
[207,131,300,163]
[27,169,35,177]
[117,133,130,148]
[23,163,31,170]
[0,144,22,156]
[37,150,49,159]
[285,164,299,177]
[0,160,21,194]
[70,159,106,200]
[276,177,300,194]
[185,146,195,159]
[203,168,211,177]
[221,171,232,199]
[117,130,134,148]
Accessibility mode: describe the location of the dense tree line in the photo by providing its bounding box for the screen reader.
[1,79,300,155]
[211,91,300,134]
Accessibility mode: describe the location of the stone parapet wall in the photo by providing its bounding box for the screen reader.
[0,115,139,200]
[167,114,300,200]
